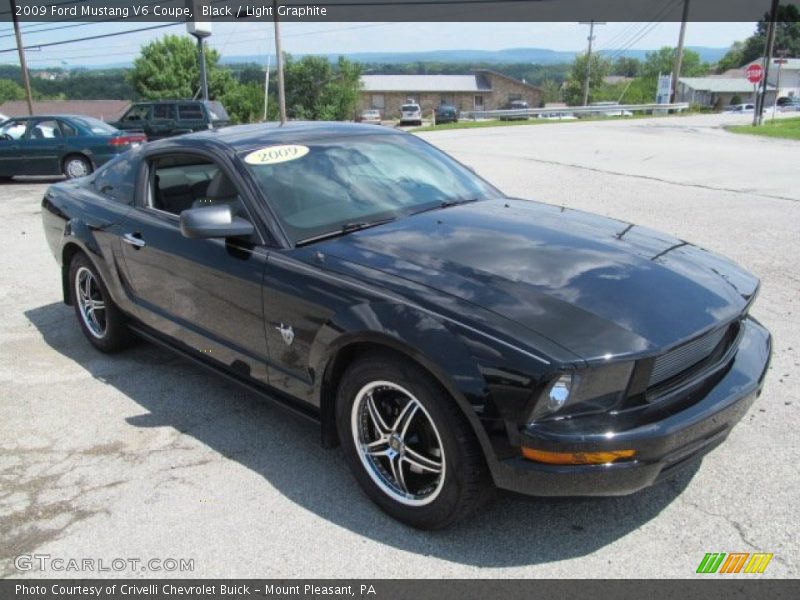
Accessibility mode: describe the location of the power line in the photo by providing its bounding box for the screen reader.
[0,22,181,54]
[603,0,683,62]
[15,21,407,62]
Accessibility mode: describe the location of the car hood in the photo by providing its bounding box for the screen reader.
[316,198,758,361]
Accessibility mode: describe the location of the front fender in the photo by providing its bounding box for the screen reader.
[311,300,502,468]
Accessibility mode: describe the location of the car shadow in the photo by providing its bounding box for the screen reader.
[25,301,699,567]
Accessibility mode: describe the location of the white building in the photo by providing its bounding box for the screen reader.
[677,77,777,108]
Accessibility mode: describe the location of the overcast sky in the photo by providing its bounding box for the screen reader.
[0,21,758,67]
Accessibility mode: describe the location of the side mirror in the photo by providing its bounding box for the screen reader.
[179,204,254,239]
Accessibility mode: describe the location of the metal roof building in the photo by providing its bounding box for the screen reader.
[361,74,492,93]
[359,70,541,117]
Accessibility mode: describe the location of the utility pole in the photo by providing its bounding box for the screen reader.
[579,20,605,107]
[10,0,34,116]
[186,2,211,102]
[263,55,271,121]
[273,0,287,124]
[756,0,779,126]
[670,0,691,103]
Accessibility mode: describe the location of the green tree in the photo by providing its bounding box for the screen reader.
[283,54,362,120]
[221,81,267,124]
[128,34,234,100]
[612,57,641,77]
[740,4,800,65]
[539,79,562,105]
[0,79,25,103]
[562,53,610,105]
[716,41,747,72]
[640,47,709,80]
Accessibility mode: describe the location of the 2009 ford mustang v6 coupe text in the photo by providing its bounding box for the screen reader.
[41,122,771,529]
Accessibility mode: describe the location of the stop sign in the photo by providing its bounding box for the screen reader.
[746,64,764,84]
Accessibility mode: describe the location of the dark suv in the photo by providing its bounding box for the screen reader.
[434,104,459,124]
[112,100,230,140]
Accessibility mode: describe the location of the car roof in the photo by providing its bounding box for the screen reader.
[129,100,204,105]
[150,121,405,154]
[1,114,98,120]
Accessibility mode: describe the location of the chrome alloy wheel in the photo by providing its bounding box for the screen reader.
[351,381,446,506]
[75,266,107,338]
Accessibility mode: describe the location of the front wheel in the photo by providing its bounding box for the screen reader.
[336,353,490,529]
[69,252,132,352]
[63,155,92,179]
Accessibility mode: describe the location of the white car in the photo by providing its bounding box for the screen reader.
[724,104,755,113]
[399,103,422,126]
[590,102,633,117]
[539,112,577,121]
[359,109,382,125]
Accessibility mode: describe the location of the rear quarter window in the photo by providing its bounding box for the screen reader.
[89,154,138,205]
[178,104,204,120]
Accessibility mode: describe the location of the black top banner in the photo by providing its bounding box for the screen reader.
[1,0,798,23]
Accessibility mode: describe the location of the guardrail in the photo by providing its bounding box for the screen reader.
[459,103,690,120]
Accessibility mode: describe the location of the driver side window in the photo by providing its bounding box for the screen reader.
[0,120,28,141]
[147,155,247,219]
[123,105,150,122]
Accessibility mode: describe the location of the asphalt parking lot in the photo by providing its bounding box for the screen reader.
[1,112,797,579]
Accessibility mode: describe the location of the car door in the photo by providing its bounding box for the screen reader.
[22,118,64,175]
[116,104,152,136]
[176,103,206,132]
[116,150,272,384]
[0,119,29,177]
[149,103,178,138]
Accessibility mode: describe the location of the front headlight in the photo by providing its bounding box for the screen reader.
[527,362,634,424]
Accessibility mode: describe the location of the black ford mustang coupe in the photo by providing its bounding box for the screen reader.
[42,122,771,529]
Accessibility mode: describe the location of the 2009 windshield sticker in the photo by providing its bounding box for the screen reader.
[244,144,310,165]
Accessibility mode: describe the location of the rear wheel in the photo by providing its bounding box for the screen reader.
[336,353,490,529]
[62,155,92,179]
[69,253,132,352]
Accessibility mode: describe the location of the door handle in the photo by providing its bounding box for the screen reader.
[122,233,146,248]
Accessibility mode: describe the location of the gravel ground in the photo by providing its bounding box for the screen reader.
[1,112,797,579]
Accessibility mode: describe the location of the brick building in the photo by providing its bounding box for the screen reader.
[359,70,541,118]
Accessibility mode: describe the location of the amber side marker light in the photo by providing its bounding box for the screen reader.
[521,447,636,465]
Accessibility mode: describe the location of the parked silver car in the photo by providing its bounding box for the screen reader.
[399,103,422,126]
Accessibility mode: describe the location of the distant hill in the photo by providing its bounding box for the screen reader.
[3,46,730,70]
[218,46,729,67]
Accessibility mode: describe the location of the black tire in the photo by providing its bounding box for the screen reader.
[69,252,132,353]
[62,154,93,179]
[336,352,491,529]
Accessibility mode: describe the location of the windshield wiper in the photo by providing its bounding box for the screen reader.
[410,197,480,216]
[296,217,396,246]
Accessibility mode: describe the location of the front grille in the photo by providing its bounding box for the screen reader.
[649,325,730,388]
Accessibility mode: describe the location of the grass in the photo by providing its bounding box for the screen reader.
[728,116,800,141]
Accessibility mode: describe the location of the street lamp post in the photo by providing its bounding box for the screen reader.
[186,1,212,101]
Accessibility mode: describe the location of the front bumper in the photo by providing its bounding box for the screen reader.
[492,317,772,496]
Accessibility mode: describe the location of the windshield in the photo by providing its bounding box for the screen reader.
[72,117,118,135]
[243,133,501,244]
[206,101,230,121]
